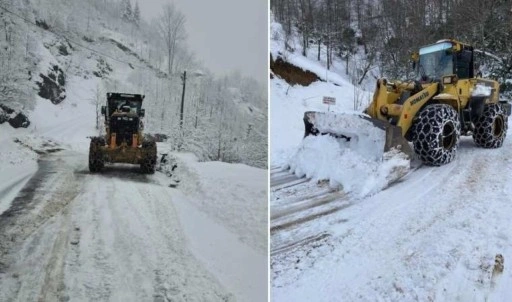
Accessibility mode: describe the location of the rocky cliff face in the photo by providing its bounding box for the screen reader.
[36,64,66,105]
[0,104,30,128]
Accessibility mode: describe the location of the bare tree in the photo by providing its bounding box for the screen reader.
[157,3,186,75]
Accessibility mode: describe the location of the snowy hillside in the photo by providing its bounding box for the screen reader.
[0,1,267,301]
[270,18,372,167]
[270,16,512,302]
[0,0,267,168]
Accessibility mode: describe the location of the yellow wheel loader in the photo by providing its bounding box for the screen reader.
[89,93,157,173]
[304,39,511,166]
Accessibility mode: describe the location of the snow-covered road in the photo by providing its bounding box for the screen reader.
[272,135,512,301]
[0,150,226,301]
[0,146,266,302]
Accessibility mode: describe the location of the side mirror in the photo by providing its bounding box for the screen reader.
[410,51,419,71]
[101,106,106,115]
[140,109,145,118]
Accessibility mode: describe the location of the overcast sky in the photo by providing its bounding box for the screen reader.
[139,0,267,84]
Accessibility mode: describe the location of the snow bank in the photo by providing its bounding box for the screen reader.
[153,147,268,302]
[0,125,38,215]
[270,76,371,166]
[289,133,410,198]
[168,151,268,253]
[305,112,386,160]
[171,190,267,302]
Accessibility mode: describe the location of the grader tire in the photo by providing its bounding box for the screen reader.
[472,103,508,148]
[140,141,157,174]
[411,104,461,166]
[89,138,105,173]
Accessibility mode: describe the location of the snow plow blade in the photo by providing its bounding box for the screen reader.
[303,111,415,161]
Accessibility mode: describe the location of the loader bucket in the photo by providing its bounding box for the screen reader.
[303,111,415,161]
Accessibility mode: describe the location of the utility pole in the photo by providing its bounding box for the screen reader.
[179,70,187,129]
[177,71,187,151]
[177,70,203,151]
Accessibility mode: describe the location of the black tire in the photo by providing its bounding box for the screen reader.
[89,138,105,172]
[411,104,461,166]
[140,140,157,174]
[472,103,508,148]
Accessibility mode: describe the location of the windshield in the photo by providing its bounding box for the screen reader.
[108,98,142,115]
[418,42,453,81]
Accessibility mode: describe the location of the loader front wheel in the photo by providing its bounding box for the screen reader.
[472,103,508,148]
[140,140,157,174]
[89,138,105,173]
[412,104,461,166]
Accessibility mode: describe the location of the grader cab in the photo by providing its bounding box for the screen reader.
[89,93,157,173]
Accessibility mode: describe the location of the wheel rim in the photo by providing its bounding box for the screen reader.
[493,115,504,137]
[442,121,456,150]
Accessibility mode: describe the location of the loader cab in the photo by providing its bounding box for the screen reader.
[416,40,474,82]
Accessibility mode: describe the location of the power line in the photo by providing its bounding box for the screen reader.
[0,4,155,71]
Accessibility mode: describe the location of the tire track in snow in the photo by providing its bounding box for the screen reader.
[1,150,232,301]
[62,169,232,301]
[134,184,233,302]
[270,169,350,251]
[0,151,84,301]
[273,137,512,301]
[270,169,351,288]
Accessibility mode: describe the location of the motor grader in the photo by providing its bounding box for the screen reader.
[304,39,511,166]
[89,92,157,173]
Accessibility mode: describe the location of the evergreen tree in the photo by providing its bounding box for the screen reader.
[122,0,132,23]
[133,1,140,27]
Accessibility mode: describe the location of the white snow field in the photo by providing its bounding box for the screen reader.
[270,18,512,301]
[0,31,266,302]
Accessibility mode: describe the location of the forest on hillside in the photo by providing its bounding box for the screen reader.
[0,0,267,168]
[271,0,512,96]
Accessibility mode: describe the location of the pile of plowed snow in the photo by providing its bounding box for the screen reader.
[288,114,410,197]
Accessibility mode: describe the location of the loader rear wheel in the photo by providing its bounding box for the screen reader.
[472,103,508,148]
[140,140,157,174]
[89,138,105,173]
[412,104,461,166]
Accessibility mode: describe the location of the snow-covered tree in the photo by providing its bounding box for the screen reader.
[122,0,132,23]
[0,0,35,110]
[0,0,267,168]
[133,1,140,27]
[157,2,186,75]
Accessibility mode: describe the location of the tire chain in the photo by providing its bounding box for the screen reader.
[472,103,508,148]
[412,104,461,166]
